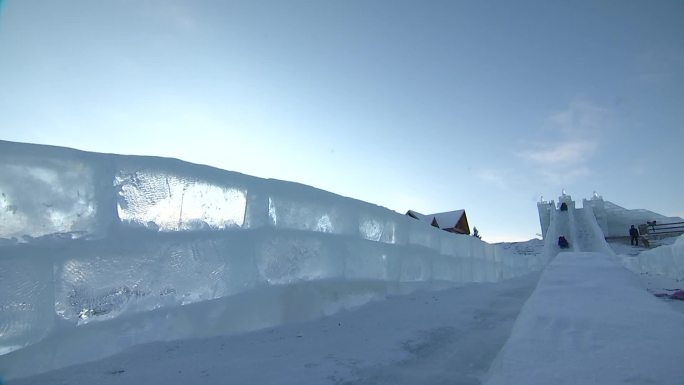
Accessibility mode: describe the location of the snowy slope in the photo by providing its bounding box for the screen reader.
[584,198,684,238]
[602,200,683,235]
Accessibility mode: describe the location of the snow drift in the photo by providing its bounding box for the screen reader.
[0,140,548,379]
[621,234,684,280]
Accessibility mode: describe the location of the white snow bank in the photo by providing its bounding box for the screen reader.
[485,251,684,385]
[621,234,684,280]
[0,141,548,379]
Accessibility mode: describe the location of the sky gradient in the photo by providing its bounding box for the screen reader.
[1,0,682,242]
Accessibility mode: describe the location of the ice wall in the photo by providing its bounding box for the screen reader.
[0,144,114,241]
[0,140,548,379]
[536,200,554,240]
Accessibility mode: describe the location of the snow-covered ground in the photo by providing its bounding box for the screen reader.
[11,274,540,385]
[609,235,684,316]
[608,235,679,257]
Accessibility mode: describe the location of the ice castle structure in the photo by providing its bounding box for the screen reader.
[537,192,613,256]
[538,192,683,240]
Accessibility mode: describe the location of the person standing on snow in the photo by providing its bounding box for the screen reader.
[629,225,639,246]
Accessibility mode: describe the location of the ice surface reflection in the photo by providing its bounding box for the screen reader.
[0,161,97,240]
[115,171,246,231]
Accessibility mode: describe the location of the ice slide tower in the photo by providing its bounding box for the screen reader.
[537,192,575,240]
[537,192,613,254]
[541,191,683,241]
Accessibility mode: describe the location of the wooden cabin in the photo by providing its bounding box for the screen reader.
[405,209,471,235]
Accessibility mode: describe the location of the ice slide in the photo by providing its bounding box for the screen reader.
[485,251,684,385]
[0,140,548,379]
[485,204,684,384]
[542,203,613,257]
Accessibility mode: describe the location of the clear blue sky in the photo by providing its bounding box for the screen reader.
[1,0,682,242]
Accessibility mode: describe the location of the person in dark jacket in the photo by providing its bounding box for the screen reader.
[629,225,639,246]
[558,236,569,249]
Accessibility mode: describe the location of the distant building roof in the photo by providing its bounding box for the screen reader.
[406,209,470,235]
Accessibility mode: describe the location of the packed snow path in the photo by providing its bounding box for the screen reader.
[485,251,684,385]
